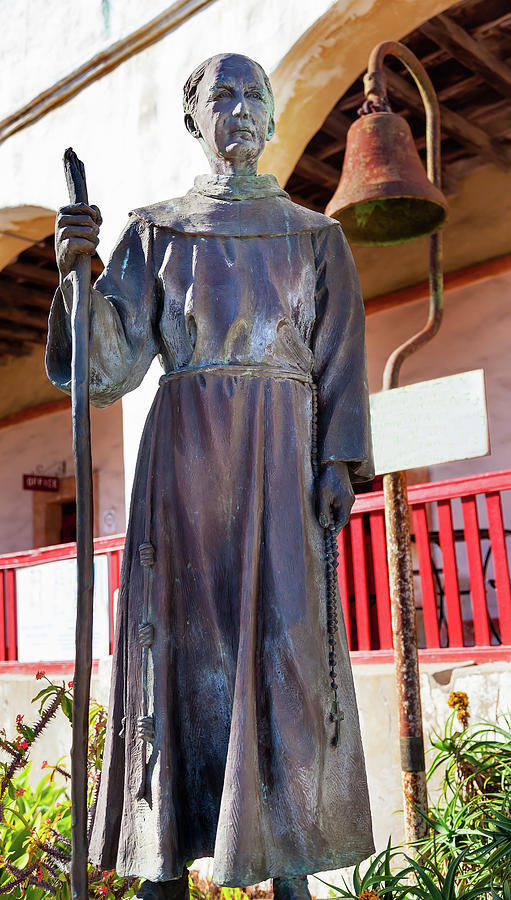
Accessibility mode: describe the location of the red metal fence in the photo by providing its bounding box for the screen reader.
[1,470,511,666]
[344,469,511,662]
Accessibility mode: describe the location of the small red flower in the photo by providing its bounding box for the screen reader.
[16,787,25,796]
[21,740,28,749]
[68,680,73,688]
[41,760,47,769]
[37,868,43,883]
[36,670,46,680]
[97,886,109,896]
[16,714,23,724]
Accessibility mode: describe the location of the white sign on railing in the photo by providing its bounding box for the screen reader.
[370,369,490,475]
[16,556,110,662]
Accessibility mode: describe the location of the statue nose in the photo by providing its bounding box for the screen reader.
[232,100,249,118]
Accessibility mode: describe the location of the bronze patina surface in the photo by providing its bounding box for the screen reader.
[47,54,374,893]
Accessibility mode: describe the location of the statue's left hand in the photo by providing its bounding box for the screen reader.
[316,461,354,532]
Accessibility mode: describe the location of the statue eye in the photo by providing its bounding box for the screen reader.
[212,88,232,100]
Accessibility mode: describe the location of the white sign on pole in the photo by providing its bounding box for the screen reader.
[16,555,110,662]
[370,369,489,476]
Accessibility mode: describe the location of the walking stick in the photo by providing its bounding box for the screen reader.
[63,148,94,900]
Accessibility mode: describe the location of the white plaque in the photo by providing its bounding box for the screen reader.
[370,369,489,476]
[16,555,110,662]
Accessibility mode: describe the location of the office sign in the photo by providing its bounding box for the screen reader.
[23,474,60,492]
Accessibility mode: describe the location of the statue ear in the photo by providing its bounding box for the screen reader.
[185,114,202,139]
[266,115,275,142]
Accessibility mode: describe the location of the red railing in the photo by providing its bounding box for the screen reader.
[1,470,510,667]
[345,469,511,663]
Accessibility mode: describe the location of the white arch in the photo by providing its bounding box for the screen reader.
[0,205,55,270]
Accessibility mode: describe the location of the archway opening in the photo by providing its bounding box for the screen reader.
[285,0,510,213]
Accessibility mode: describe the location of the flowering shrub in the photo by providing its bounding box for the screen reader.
[0,674,140,898]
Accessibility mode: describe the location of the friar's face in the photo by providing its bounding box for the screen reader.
[186,54,275,176]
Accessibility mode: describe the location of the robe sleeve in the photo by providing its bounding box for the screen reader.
[45,216,159,408]
[311,224,374,482]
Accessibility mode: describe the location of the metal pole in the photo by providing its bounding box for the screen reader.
[382,470,427,841]
[363,42,445,844]
[63,148,94,899]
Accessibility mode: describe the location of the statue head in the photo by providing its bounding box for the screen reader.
[183,53,275,176]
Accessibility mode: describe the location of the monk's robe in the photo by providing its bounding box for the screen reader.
[47,173,374,885]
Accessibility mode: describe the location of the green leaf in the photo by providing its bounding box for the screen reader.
[32,685,56,704]
[61,695,73,723]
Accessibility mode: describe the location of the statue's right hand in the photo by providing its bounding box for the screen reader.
[55,202,102,280]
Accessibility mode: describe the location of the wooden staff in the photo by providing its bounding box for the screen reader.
[63,148,94,900]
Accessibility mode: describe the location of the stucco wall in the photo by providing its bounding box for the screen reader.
[1,658,509,886]
[1,0,175,117]
[0,346,64,421]
[0,403,125,554]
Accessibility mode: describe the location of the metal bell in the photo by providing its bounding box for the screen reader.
[325,111,448,245]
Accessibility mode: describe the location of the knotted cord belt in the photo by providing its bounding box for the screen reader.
[134,364,341,799]
[310,383,342,749]
[135,388,164,799]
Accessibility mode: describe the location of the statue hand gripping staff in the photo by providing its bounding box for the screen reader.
[60,149,95,900]
[49,54,374,900]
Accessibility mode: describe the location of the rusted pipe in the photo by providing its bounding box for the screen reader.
[363,41,447,846]
[383,230,443,390]
[383,471,428,842]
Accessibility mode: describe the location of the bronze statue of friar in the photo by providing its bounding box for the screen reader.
[47,52,375,900]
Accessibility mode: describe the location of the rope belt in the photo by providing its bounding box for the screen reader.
[311,383,342,749]
[159,363,313,385]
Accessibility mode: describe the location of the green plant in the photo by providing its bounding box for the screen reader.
[0,673,140,898]
[321,693,510,900]
[414,693,511,893]
[315,841,411,899]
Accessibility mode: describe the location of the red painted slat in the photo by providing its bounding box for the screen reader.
[0,572,6,660]
[0,533,126,570]
[369,510,392,649]
[0,660,99,675]
[5,569,17,661]
[486,492,511,644]
[462,496,491,646]
[337,528,352,650]
[350,645,511,665]
[108,550,121,654]
[437,499,464,647]
[412,504,440,649]
[350,515,371,651]
[352,469,511,515]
